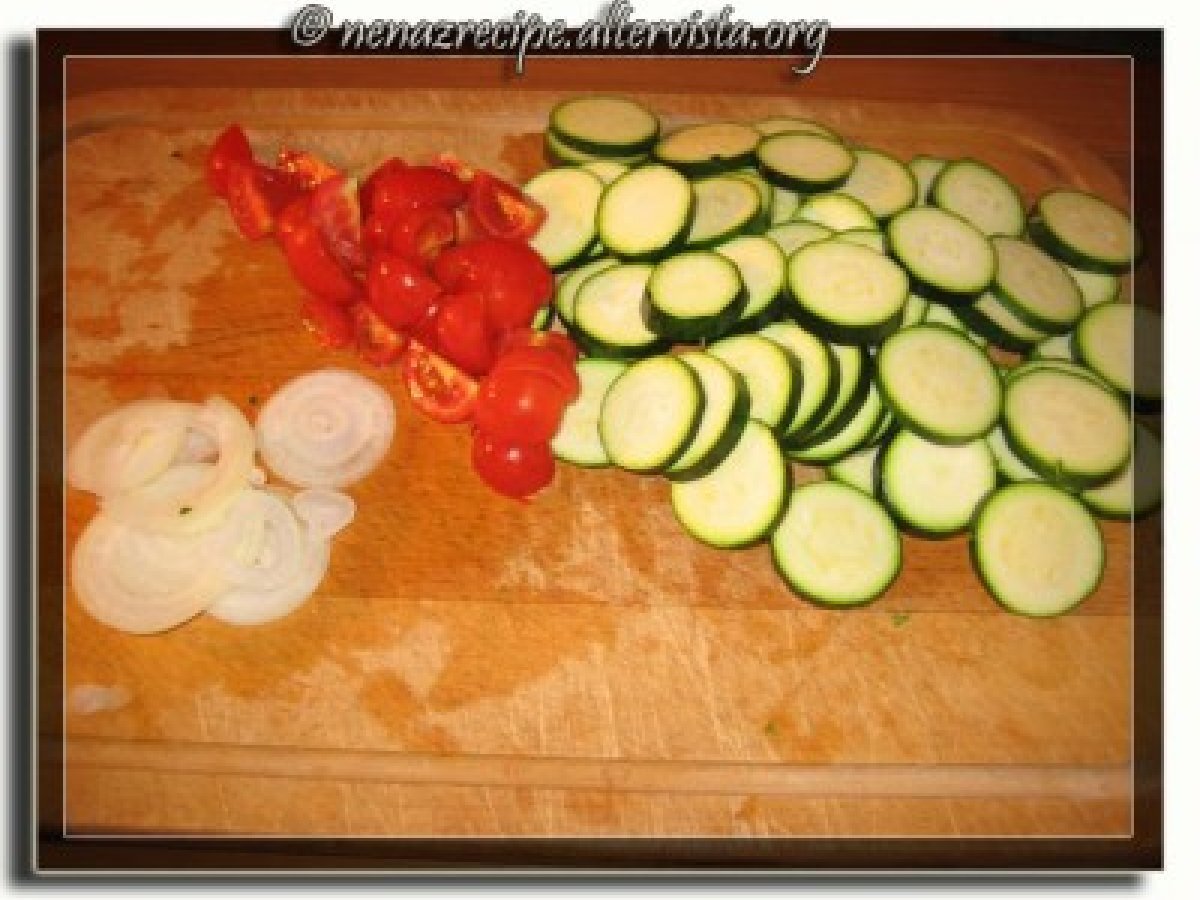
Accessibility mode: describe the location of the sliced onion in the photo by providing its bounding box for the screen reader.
[292,489,357,540]
[206,529,331,626]
[256,368,395,489]
[67,400,200,497]
[213,488,308,592]
[174,426,219,464]
[102,396,255,535]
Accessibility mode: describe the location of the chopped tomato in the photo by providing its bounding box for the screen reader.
[300,296,356,350]
[498,327,579,364]
[365,252,443,332]
[466,170,546,241]
[370,165,468,219]
[434,291,498,377]
[206,124,254,197]
[225,160,306,240]
[386,205,457,268]
[359,157,408,218]
[276,197,361,303]
[473,368,570,444]
[362,211,395,256]
[433,151,475,183]
[492,346,580,403]
[433,238,553,331]
[470,431,555,500]
[276,147,341,190]
[310,175,365,271]
[402,341,478,424]
[352,302,407,366]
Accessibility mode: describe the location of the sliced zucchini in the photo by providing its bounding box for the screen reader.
[769,185,803,225]
[598,355,702,472]
[530,305,554,331]
[985,425,1042,483]
[646,250,745,341]
[580,159,630,185]
[990,236,1084,333]
[573,262,666,358]
[787,379,886,465]
[765,221,833,257]
[730,168,773,225]
[802,342,869,444]
[524,167,605,271]
[1079,422,1162,519]
[887,206,996,299]
[544,129,647,167]
[597,164,693,261]
[670,420,789,549]
[754,116,840,141]
[902,292,930,326]
[756,133,855,192]
[922,300,989,348]
[757,320,839,442]
[549,94,660,156]
[838,149,917,220]
[771,481,901,607]
[787,238,909,344]
[876,324,1002,444]
[1027,189,1140,274]
[972,483,1104,617]
[908,155,947,205]
[551,359,629,467]
[957,291,1049,352]
[828,444,882,496]
[667,352,751,480]
[836,228,887,254]
[653,121,762,177]
[1066,265,1121,307]
[930,158,1025,237]
[880,430,996,536]
[1005,357,1108,389]
[553,256,619,326]
[1002,367,1131,489]
[716,235,787,323]
[707,334,800,436]
[686,175,764,248]
[1031,332,1074,362]
[795,192,876,232]
[1073,301,1162,406]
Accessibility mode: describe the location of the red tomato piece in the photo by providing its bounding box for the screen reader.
[466,170,546,241]
[359,157,408,218]
[473,368,569,444]
[310,175,365,272]
[432,238,553,331]
[276,197,361,303]
[371,165,467,219]
[365,252,443,332]
[432,151,475,183]
[206,124,254,197]
[352,302,407,367]
[401,341,479,424]
[386,205,457,268]
[492,346,580,403]
[362,212,395,256]
[470,430,555,501]
[433,291,498,377]
[225,160,306,240]
[276,147,342,190]
[497,327,579,364]
[300,296,356,350]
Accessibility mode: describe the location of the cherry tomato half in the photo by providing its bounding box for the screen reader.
[225,160,306,240]
[498,327,579,364]
[300,296,356,350]
[359,157,408,219]
[433,291,498,377]
[352,302,407,367]
[310,174,365,272]
[206,124,254,198]
[386,205,457,269]
[401,341,479,424]
[473,368,569,444]
[433,237,553,331]
[470,430,555,501]
[491,345,580,403]
[370,165,467,220]
[466,170,546,241]
[276,147,342,190]
[276,197,361,303]
[365,252,443,332]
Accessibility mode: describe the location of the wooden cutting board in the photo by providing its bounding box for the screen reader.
[61,86,1135,838]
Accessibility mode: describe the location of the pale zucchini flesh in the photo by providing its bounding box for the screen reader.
[551,359,629,467]
[880,430,997,535]
[838,148,917,220]
[599,356,702,472]
[930,158,1025,238]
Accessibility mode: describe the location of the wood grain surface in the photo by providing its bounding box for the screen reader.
[58,62,1140,839]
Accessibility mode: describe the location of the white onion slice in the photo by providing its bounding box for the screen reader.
[67,400,200,497]
[206,529,331,626]
[292,489,357,540]
[102,396,255,535]
[213,489,308,592]
[256,369,395,489]
[173,426,219,464]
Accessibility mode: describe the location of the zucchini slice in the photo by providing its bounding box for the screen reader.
[1031,332,1074,362]
[670,420,789,549]
[553,256,619,327]
[972,483,1104,617]
[706,334,801,436]
[957,291,1049,352]
[838,148,918,220]
[771,481,902,607]
[1002,367,1131,489]
[1079,421,1162,519]
[524,167,605,271]
[544,129,648,167]
[802,342,868,444]
[880,430,997,536]
[599,355,702,472]
[653,121,762,176]
[716,235,787,323]
[787,238,909,344]
[764,221,833,257]
[686,174,764,248]
[835,228,888,254]
[985,425,1042,484]
[828,444,882,496]
[580,159,631,185]
[902,292,931,326]
[753,116,840,141]
[787,379,886,465]
[572,262,666,359]
[597,164,694,261]
[922,301,987,348]
[756,133,855,192]
[1027,189,1140,274]
[887,206,996,299]
[990,236,1084,333]
[551,359,629,467]
[795,192,877,232]
[1066,264,1121,307]
[646,250,745,341]
[876,324,1002,444]
[758,320,839,442]
[930,158,1025,237]
[769,185,803,225]
[1073,301,1163,406]
[667,352,752,481]
[549,94,660,156]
